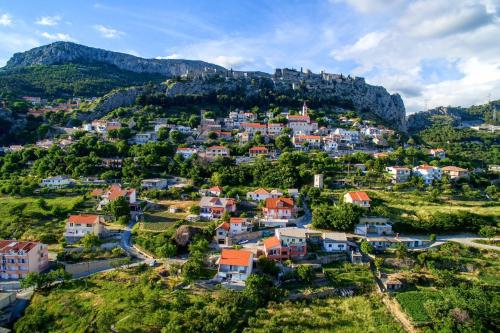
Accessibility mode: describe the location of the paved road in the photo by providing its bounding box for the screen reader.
[436,234,500,251]
[120,214,153,262]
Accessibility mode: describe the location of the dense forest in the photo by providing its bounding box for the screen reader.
[0,62,165,98]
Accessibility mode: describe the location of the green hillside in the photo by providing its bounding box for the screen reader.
[0,62,165,98]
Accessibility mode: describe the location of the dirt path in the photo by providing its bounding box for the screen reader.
[383,296,419,333]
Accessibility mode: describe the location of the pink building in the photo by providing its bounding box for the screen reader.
[0,240,49,280]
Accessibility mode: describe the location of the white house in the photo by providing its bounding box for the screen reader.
[131,132,157,145]
[176,147,198,159]
[355,217,393,236]
[64,214,106,243]
[413,165,442,185]
[141,178,168,190]
[429,148,446,160]
[386,166,411,183]
[344,191,371,208]
[217,249,254,283]
[214,217,253,245]
[322,232,348,252]
[41,176,73,188]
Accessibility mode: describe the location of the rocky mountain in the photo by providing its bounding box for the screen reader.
[407,100,499,132]
[2,42,407,131]
[4,41,226,77]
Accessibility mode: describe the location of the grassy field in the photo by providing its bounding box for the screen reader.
[323,262,374,293]
[0,194,85,243]
[368,190,500,221]
[395,290,442,324]
[244,296,404,333]
[141,200,195,231]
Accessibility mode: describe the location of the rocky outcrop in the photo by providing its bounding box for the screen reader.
[166,69,407,130]
[4,43,407,130]
[4,42,226,77]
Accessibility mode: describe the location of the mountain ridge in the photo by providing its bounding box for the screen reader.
[4,41,226,77]
[2,42,407,131]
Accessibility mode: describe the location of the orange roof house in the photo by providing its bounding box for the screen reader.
[218,249,254,267]
[68,214,101,224]
[263,197,297,219]
[249,146,269,156]
[344,191,371,208]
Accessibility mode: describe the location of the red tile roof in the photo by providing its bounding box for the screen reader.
[209,186,223,192]
[68,214,100,224]
[442,166,467,172]
[217,222,230,231]
[265,197,295,209]
[295,135,321,140]
[263,236,281,249]
[219,249,253,266]
[90,188,104,197]
[288,115,310,121]
[229,217,247,224]
[253,188,270,195]
[0,240,38,254]
[208,145,227,150]
[241,122,267,128]
[103,184,135,201]
[346,191,371,201]
[415,164,436,171]
[249,146,269,152]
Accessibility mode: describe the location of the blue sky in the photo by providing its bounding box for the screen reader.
[0,0,499,113]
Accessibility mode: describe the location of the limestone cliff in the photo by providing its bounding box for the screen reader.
[4,42,225,77]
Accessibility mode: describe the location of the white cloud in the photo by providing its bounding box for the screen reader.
[329,0,500,113]
[35,15,61,26]
[0,13,13,26]
[93,24,124,38]
[0,31,40,55]
[156,54,181,60]
[40,31,75,41]
[334,0,405,13]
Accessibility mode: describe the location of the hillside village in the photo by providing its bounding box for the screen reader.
[0,45,498,333]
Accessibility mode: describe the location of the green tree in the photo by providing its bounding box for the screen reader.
[395,242,408,259]
[296,265,315,284]
[80,233,101,251]
[479,225,496,240]
[360,240,374,254]
[108,196,130,220]
[374,257,384,271]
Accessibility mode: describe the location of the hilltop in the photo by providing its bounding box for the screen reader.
[1,42,407,131]
[4,41,225,76]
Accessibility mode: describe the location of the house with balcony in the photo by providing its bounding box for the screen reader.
[214,217,253,245]
[344,191,371,208]
[355,217,393,236]
[292,135,322,150]
[199,196,236,220]
[205,146,230,159]
[241,122,267,136]
[263,227,308,260]
[442,166,469,180]
[64,214,106,243]
[141,178,168,190]
[413,165,442,185]
[176,147,198,159]
[322,232,348,252]
[249,146,269,157]
[267,123,284,136]
[217,249,254,283]
[0,240,49,280]
[429,148,446,160]
[262,197,296,219]
[92,184,137,210]
[386,166,411,183]
[41,175,73,188]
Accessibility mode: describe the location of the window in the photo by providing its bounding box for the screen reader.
[328,244,332,248]
[86,224,92,227]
